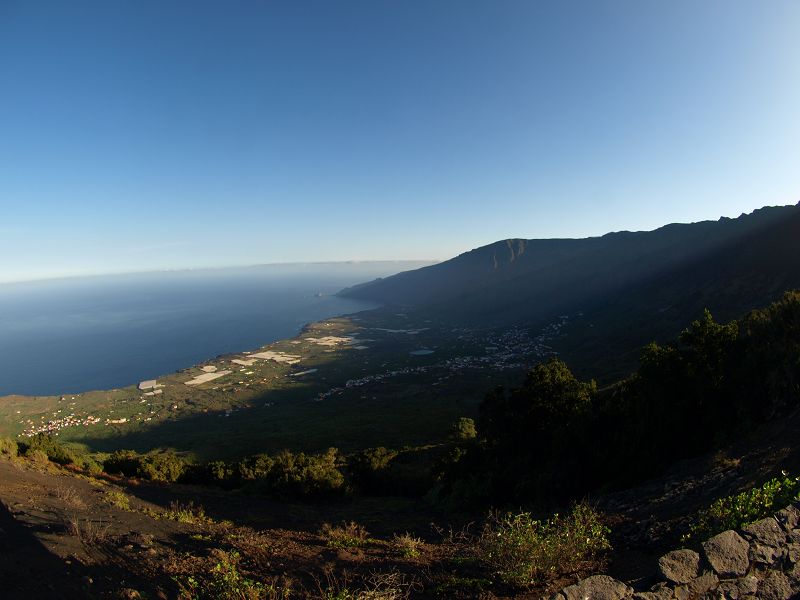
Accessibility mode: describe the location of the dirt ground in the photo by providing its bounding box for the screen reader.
[2,410,800,599]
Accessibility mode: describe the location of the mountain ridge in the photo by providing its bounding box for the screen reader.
[340,202,800,376]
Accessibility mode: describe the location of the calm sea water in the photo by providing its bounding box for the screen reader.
[0,263,420,396]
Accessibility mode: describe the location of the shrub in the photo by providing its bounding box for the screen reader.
[0,437,18,458]
[103,450,188,482]
[27,448,50,464]
[136,452,188,482]
[478,503,610,586]
[320,521,369,549]
[316,568,417,600]
[450,417,477,441]
[65,516,111,545]
[347,447,398,494]
[75,454,103,475]
[685,472,800,541]
[262,448,345,499]
[53,485,86,509]
[392,532,423,558]
[162,501,212,525]
[104,450,142,477]
[104,490,132,511]
[22,434,76,465]
[235,454,274,481]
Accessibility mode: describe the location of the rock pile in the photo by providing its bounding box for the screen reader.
[550,503,800,600]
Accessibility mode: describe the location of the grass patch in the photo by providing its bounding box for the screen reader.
[104,489,132,511]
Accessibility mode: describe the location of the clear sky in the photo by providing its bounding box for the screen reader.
[1,1,799,283]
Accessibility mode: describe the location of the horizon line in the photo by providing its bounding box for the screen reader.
[0,259,442,287]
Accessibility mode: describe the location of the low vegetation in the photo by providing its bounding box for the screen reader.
[320,521,370,549]
[178,549,273,600]
[440,291,800,507]
[0,436,17,458]
[686,472,800,541]
[478,503,610,586]
[392,532,423,558]
[162,500,214,525]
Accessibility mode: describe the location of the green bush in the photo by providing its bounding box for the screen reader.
[320,521,369,549]
[686,472,800,541]
[235,454,274,481]
[0,437,18,458]
[180,549,266,599]
[103,450,142,477]
[74,454,103,475]
[479,503,610,587]
[259,448,345,499]
[136,452,188,482]
[103,450,188,482]
[450,417,477,441]
[22,434,76,465]
[347,447,398,493]
[27,448,50,464]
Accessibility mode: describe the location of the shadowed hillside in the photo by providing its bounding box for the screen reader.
[342,203,800,377]
[341,204,800,324]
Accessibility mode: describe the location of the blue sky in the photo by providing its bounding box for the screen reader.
[1,1,799,282]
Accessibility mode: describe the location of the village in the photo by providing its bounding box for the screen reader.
[13,312,574,440]
[315,315,570,401]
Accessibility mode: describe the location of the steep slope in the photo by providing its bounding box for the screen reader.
[341,203,800,328]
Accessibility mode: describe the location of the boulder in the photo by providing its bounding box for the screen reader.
[672,571,719,600]
[742,517,786,548]
[717,574,759,599]
[703,530,750,578]
[757,570,793,600]
[749,542,785,566]
[632,585,672,600]
[787,543,800,564]
[775,505,800,532]
[658,549,701,584]
[561,575,633,600]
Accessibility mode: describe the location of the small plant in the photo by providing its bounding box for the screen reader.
[317,567,417,600]
[450,417,477,441]
[392,532,423,558]
[178,549,268,599]
[685,472,800,541]
[320,521,369,549]
[163,500,212,525]
[65,515,111,545]
[104,489,132,511]
[53,484,86,509]
[478,502,610,587]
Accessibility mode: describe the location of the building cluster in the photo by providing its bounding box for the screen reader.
[314,315,572,402]
[21,413,102,437]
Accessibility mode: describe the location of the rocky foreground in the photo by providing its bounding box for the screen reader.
[553,503,800,600]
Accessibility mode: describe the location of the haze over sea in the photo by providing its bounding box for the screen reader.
[0,262,426,397]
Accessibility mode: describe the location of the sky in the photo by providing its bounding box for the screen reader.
[1,1,799,283]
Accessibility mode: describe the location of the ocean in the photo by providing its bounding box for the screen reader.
[0,263,422,396]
